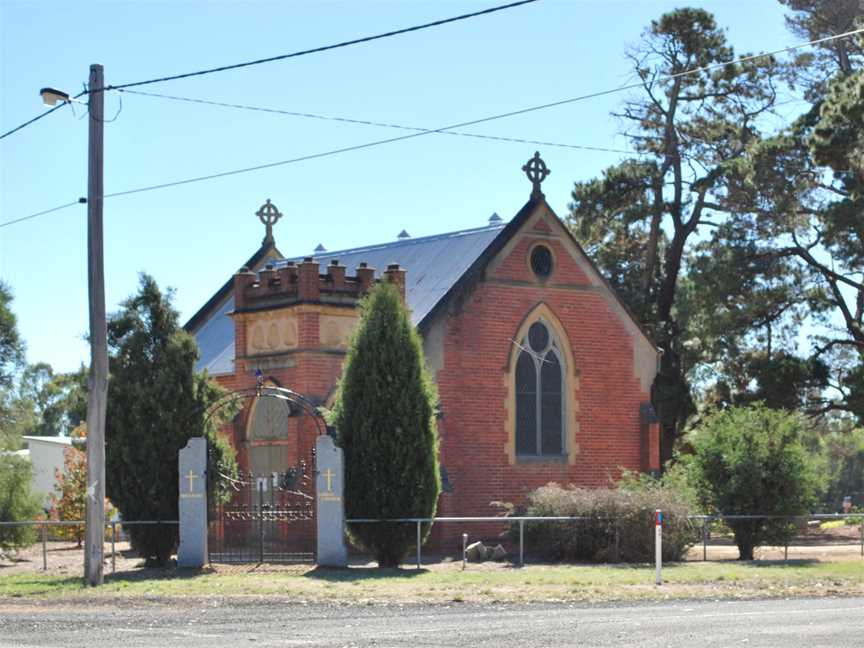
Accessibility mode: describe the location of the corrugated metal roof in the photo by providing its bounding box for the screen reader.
[193,222,506,375]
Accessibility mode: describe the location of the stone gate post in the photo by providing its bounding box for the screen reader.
[316,435,347,567]
[177,436,207,568]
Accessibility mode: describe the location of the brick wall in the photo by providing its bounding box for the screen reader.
[433,212,655,520]
[211,207,657,535]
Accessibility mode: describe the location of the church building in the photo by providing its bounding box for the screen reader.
[185,153,661,522]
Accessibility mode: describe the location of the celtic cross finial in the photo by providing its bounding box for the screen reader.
[522,152,550,199]
[256,199,283,246]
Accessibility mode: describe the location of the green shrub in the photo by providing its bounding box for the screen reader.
[514,482,697,563]
[685,404,818,560]
[0,454,42,551]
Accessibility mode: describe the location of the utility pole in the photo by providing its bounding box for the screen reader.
[84,63,107,587]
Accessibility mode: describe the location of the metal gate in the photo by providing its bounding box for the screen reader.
[204,383,325,564]
[207,458,315,563]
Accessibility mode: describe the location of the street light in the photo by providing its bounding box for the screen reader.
[40,66,107,587]
[39,87,70,106]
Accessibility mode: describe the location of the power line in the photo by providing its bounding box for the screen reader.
[0,200,84,227]
[0,103,68,141]
[1,89,88,141]
[102,0,540,92]
[0,1,539,142]
[118,89,638,155]
[3,26,862,229]
[79,24,864,199]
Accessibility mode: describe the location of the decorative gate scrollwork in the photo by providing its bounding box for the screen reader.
[204,384,325,564]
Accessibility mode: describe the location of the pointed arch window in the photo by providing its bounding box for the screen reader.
[515,321,564,457]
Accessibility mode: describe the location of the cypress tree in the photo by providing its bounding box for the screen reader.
[333,282,440,567]
[105,274,236,566]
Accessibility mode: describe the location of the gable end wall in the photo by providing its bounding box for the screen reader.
[431,202,657,518]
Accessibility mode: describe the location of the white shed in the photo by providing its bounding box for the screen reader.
[20,436,82,505]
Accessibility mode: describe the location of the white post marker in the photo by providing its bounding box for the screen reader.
[655,509,663,586]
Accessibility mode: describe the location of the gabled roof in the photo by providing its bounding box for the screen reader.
[186,196,657,376]
[187,222,505,375]
[277,222,507,326]
[424,196,658,351]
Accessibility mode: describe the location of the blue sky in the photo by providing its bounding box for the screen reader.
[1,0,796,373]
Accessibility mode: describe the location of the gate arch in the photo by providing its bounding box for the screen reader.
[204,382,327,564]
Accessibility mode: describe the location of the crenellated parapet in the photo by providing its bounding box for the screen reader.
[233,258,406,313]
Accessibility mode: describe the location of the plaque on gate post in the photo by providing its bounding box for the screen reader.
[177,437,207,568]
[316,435,348,567]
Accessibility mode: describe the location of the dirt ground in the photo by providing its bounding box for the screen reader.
[0,540,141,576]
[1,525,861,576]
[684,524,864,562]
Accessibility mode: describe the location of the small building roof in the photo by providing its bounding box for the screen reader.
[22,435,74,446]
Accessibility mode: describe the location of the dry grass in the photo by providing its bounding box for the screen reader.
[1,558,862,603]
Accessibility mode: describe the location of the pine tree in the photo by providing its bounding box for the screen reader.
[105,274,236,566]
[333,282,440,567]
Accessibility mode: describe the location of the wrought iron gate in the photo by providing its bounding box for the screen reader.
[204,383,325,564]
[207,459,315,563]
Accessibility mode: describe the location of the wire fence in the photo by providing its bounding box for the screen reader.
[1,513,861,573]
[0,520,178,574]
[346,513,864,567]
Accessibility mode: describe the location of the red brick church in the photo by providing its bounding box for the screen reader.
[185,153,661,521]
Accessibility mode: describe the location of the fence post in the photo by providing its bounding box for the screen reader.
[859,519,863,558]
[654,509,662,586]
[416,520,421,569]
[258,481,264,564]
[702,518,708,562]
[41,522,47,571]
[613,518,620,563]
[111,522,116,574]
[519,519,525,568]
[462,533,467,570]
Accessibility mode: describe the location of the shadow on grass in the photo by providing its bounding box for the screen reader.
[104,565,216,583]
[747,558,819,568]
[304,565,429,582]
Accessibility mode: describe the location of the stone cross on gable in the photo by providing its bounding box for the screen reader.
[522,152,550,199]
[256,199,283,246]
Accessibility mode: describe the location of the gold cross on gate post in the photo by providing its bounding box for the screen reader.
[323,469,335,493]
[186,469,198,493]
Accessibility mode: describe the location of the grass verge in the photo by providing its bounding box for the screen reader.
[1,559,862,603]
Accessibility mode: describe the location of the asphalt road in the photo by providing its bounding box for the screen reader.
[1,596,862,647]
